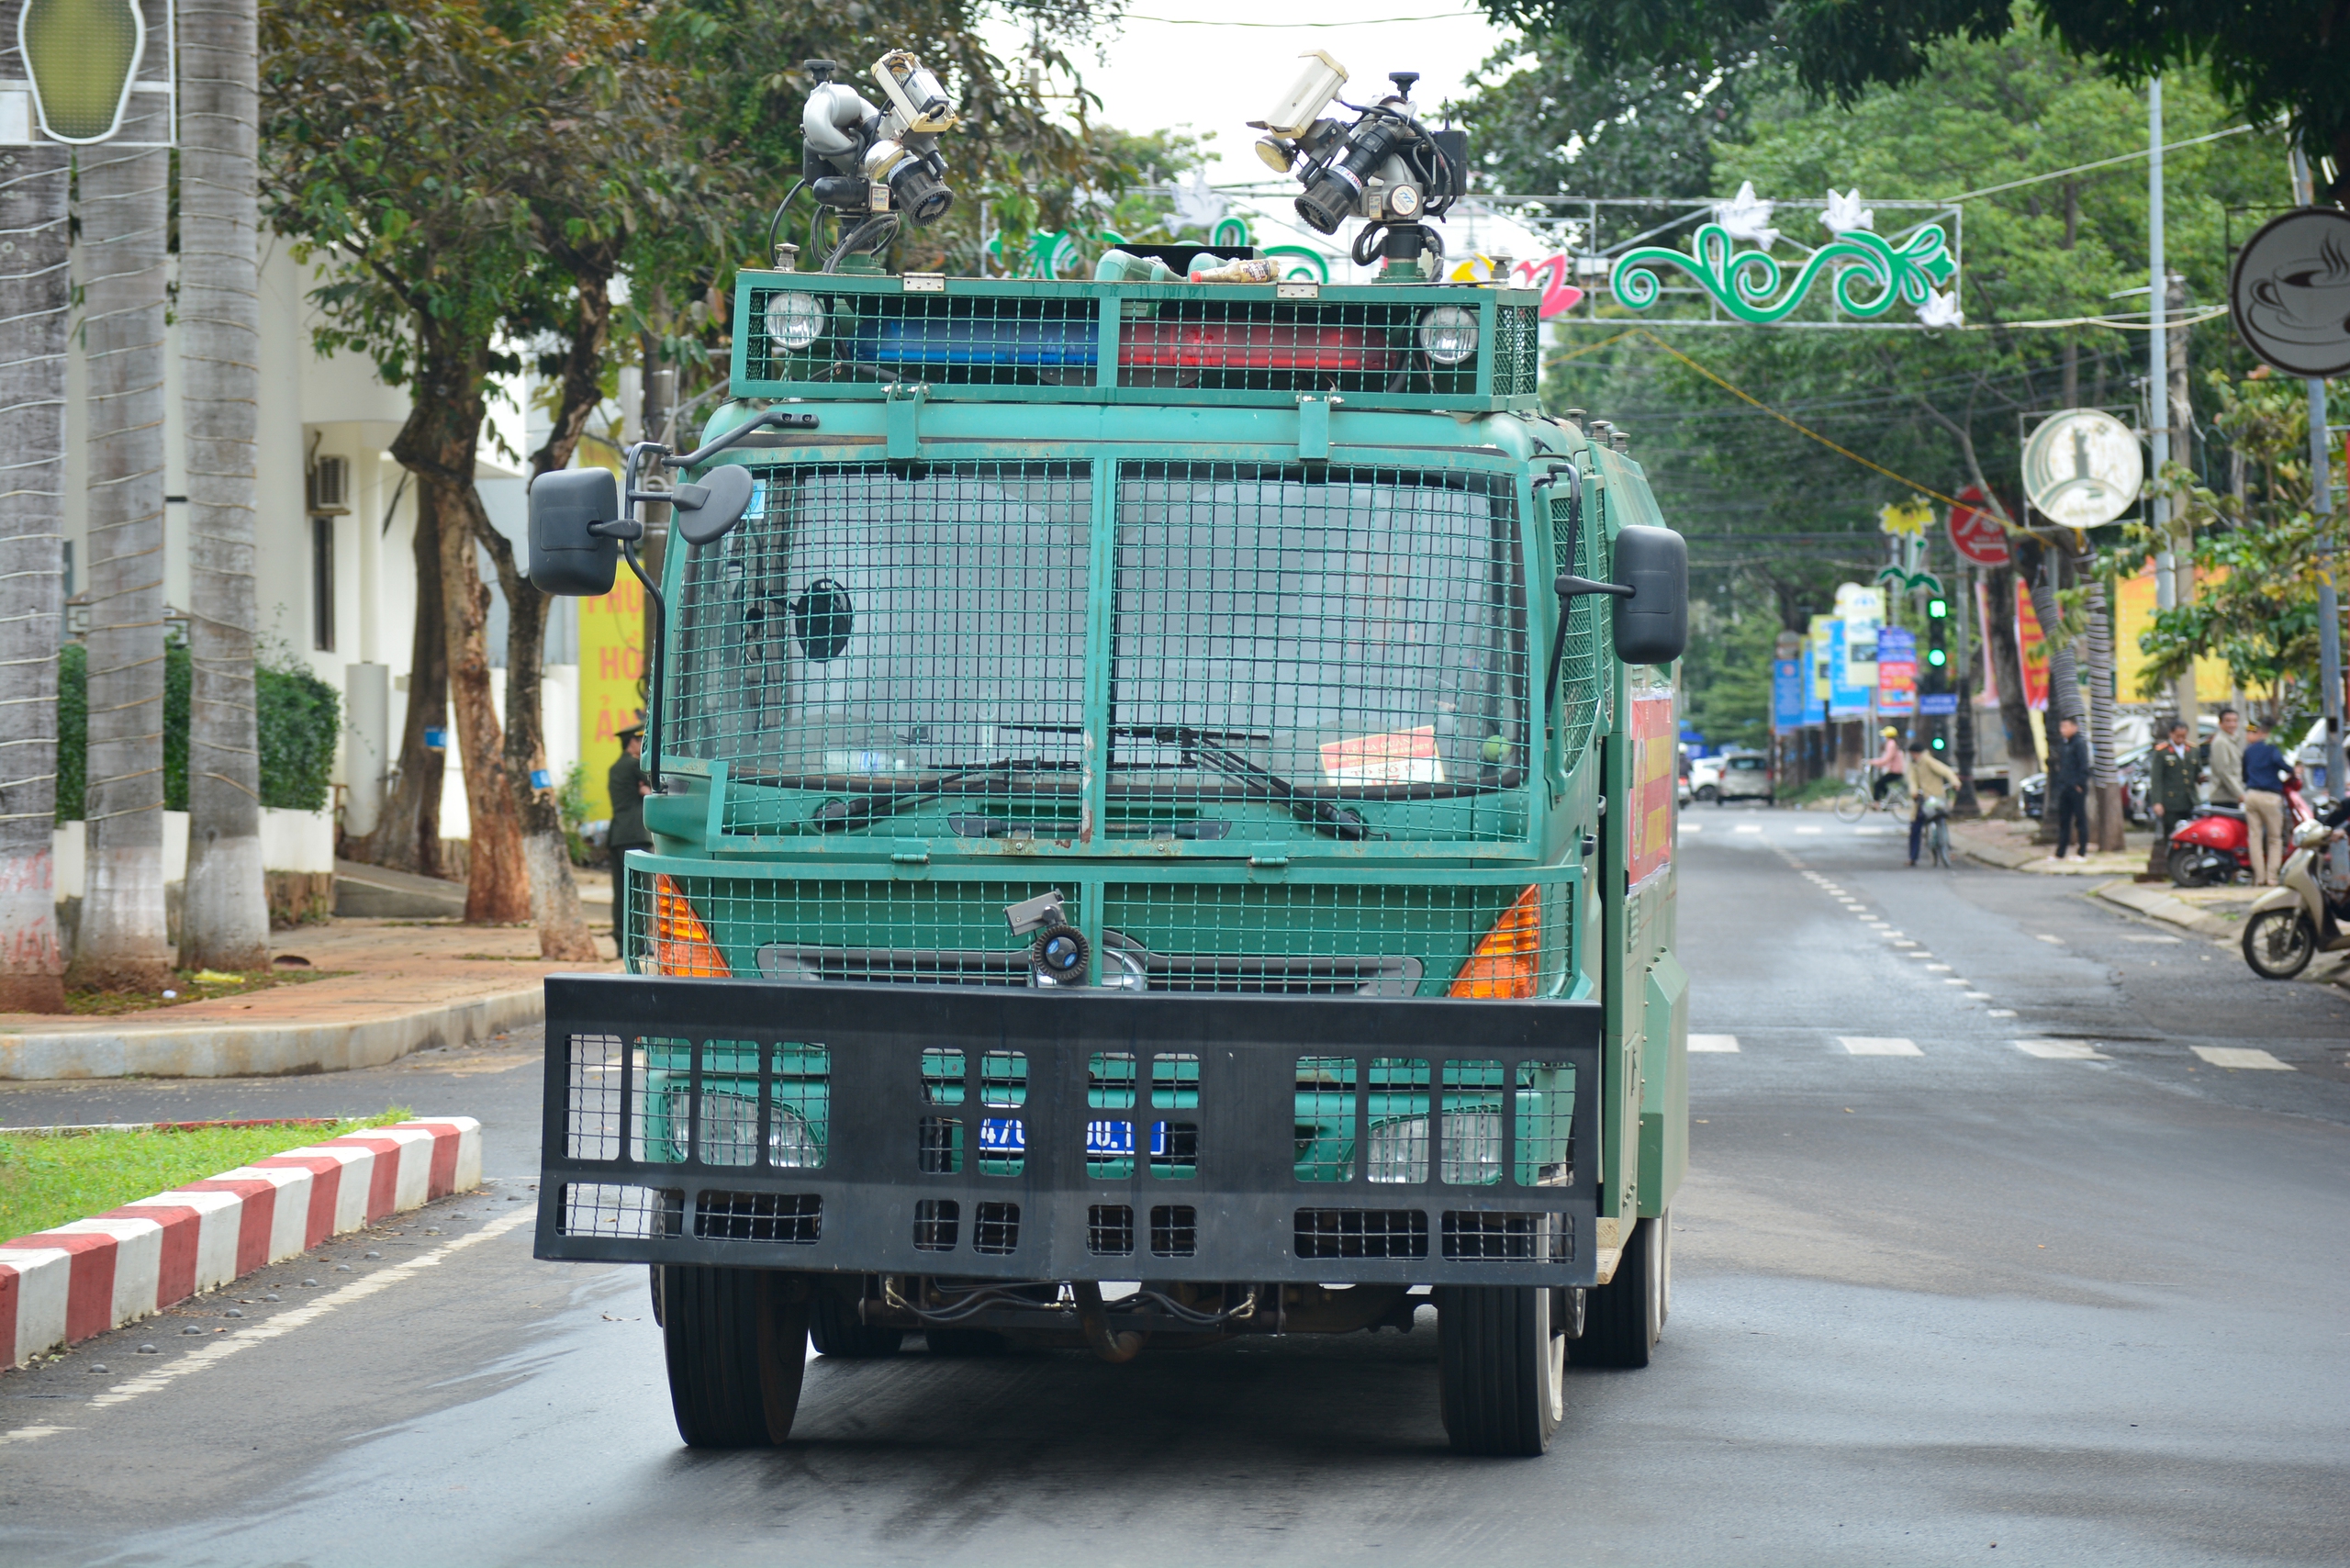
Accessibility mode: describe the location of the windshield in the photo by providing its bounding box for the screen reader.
[670,462,1526,816]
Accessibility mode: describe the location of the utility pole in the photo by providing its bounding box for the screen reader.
[2148,82,2171,661]
[2290,150,2348,802]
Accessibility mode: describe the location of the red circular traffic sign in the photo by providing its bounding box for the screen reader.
[1945,484,2009,566]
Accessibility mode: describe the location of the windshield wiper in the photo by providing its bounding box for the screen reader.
[1126,725,1371,842]
[811,760,1079,832]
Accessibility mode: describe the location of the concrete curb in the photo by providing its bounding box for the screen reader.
[2092,879,2242,940]
[0,1117,482,1368]
[0,987,544,1081]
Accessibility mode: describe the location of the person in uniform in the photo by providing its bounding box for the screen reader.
[607,724,652,943]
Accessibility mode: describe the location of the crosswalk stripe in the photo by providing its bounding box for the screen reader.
[2190,1046,2294,1071]
[1840,1036,1922,1056]
[1688,1035,1740,1053]
[2013,1039,2106,1060]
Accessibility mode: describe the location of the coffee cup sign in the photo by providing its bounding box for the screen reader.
[2231,207,2350,377]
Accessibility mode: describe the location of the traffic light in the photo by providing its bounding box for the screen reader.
[1926,596,1949,620]
[1927,645,1948,668]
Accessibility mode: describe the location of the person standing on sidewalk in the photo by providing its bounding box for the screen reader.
[2146,720,2200,879]
[2207,707,2245,808]
[2052,714,2092,860]
[2241,719,2294,886]
[606,723,654,941]
[1905,740,1958,866]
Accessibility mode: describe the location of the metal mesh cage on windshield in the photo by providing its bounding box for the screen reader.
[672,463,1091,836]
[671,461,1531,846]
[1106,465,1528,844]
[1550,482,1608,771]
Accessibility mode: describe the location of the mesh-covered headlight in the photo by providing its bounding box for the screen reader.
[766,293,827,352]
[1417,305,1479,366]
[665,1089,822,1168]
[1367,1110,1502,1183]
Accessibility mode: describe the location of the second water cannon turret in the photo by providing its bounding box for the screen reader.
[1248,53,1469,270]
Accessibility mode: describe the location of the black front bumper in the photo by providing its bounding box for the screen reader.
[535,975,1603,1287]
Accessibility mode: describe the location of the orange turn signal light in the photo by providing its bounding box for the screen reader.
[1449,885,1541,999]
[651,874,731,978]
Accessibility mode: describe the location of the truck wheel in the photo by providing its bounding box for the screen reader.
[1572,1211,1667,1368]
[1435,1285,1568,1455]
[809,1286,905,1358]
[661,1266,809,1448]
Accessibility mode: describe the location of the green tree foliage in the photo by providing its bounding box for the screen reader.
[2115,370,2350,711]
[1479,0,2350,199]
[1680,603,1782,749]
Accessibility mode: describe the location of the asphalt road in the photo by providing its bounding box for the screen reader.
[4,812,2347,1566]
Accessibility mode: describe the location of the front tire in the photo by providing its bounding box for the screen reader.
[2242,907,2318,980]
[661,1266,809,1448]
[1572,1211,1667,1368]
[1437,1284,1569,1455]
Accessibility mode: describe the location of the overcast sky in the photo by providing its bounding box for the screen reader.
[982,1,1528,266]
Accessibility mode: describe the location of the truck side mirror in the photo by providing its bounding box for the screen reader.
[527,468,621,596]
[671,464,756,547]
[1611,525,1687,666]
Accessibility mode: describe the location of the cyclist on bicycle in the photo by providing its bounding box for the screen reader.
[1907,738,1959,867]
[1874,725,1908,801]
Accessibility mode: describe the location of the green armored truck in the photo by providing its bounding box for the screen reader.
[525,56,1689,1461]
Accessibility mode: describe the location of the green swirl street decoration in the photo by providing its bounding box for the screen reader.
[1609,221,1957,325]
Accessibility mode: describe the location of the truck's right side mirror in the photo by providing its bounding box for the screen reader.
[1611,524,1688,666]
[528,468,621,597]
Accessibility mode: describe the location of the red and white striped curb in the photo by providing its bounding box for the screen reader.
[0,1117,482,1369]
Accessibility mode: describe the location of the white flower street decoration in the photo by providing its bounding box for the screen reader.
[1916,287,1964,328]
[1171,169,1228,233]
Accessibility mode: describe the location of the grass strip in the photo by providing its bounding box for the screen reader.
[0,1109,413,1242]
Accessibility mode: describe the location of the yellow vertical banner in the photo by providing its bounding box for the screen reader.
[576,574,647,822]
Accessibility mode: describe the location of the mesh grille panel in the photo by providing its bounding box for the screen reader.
[559,1183,681,1239]
[736,278,1539,410]
[1108,465,1527,842]
[1441,1210,1572,1261]
[674,463,1090,834]
[749,286,1098,388]
[627,872,1068,983]
[1294,1207,1427,1260]
[1551,486,1608,769]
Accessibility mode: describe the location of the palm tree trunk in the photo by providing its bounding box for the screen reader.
[69,135,173,991]
[177,0,269,970]
[390,325,527,923]
[0,142,72,1012]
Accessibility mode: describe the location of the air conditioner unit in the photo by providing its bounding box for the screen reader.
[308,454,351,515]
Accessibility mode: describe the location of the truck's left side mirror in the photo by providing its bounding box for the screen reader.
[528,468,621,596]
[1611,525,1687,666]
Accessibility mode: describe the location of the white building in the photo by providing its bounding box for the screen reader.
[53,240,587,897]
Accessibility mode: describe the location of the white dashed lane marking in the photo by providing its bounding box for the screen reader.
[1688,1035,1741,1053]
[2190,1046,2294,1070]
[1840,1036,1924,1057]
[2015,1039,2108,1060]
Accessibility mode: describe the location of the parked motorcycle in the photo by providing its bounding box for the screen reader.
[2240,815,2350,979]
[2166,782,2311,888]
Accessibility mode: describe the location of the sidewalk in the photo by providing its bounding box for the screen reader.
[0,919,621,1081]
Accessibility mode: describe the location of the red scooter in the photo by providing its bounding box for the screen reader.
[2166,782,2311,887]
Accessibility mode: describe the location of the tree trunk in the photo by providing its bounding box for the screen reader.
[354,483,446,876]
[2082,570,2124,851]
[1982,562,2036,772]
[0,142,72,1012]
[473,266,614,963]
[391,327,527,924]
[178,0,269,970]
[69,137,173,991]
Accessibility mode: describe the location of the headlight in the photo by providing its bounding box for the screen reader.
[664,1090,823,1168]
[1417,305,1479,366]
[1366,1110,1501,1184]
[766,293,827,352]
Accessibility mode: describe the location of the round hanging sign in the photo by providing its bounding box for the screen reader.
[2021,409,2142,529]
[2230,206,2350,377]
